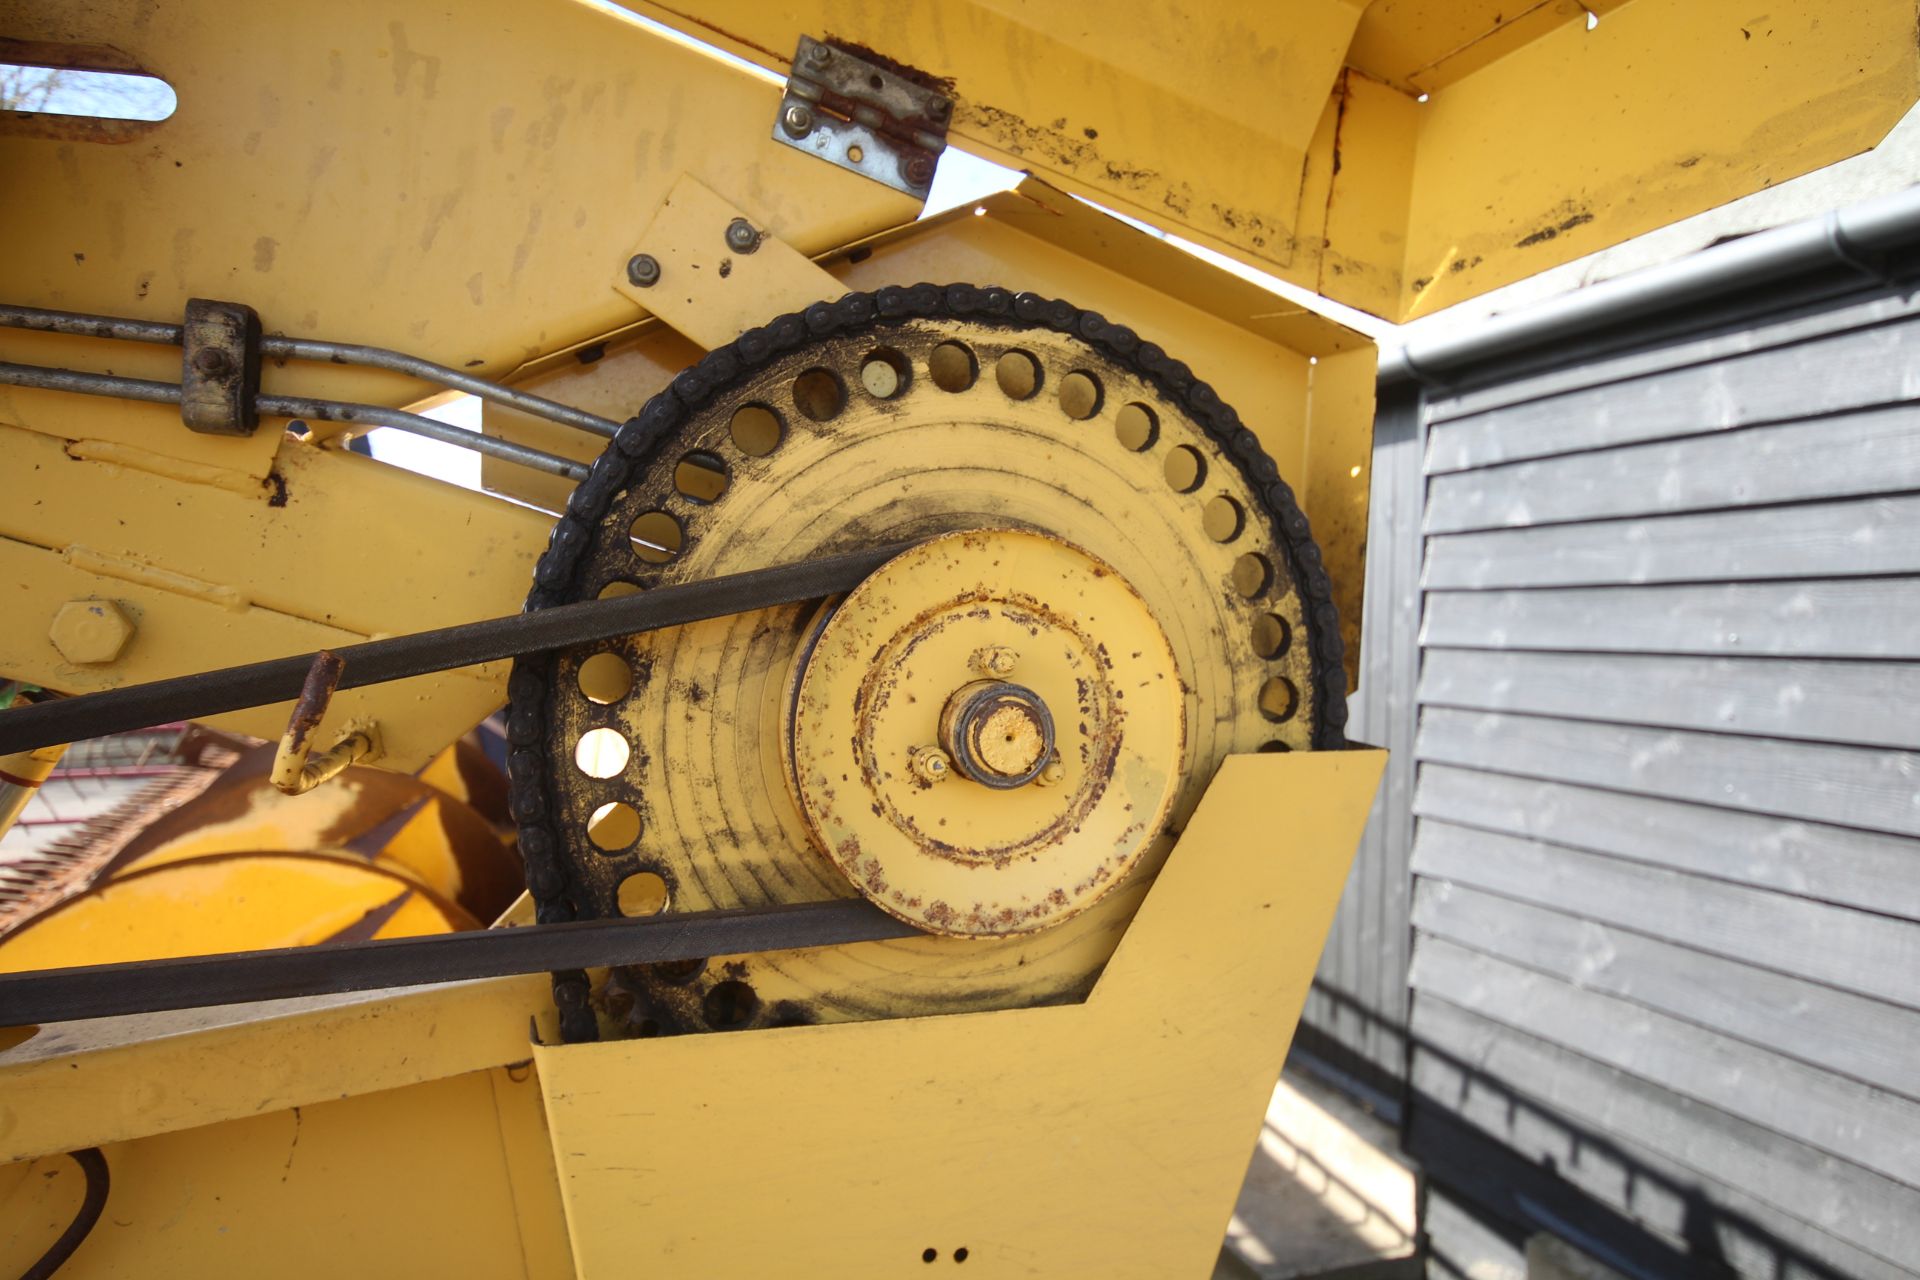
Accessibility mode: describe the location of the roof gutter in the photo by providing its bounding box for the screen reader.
[1379,183,1920,390]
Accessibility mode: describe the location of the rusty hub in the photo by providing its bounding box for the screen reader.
[939,679,1054,788]
[782,530,1184,938]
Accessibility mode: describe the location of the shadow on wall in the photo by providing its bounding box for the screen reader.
[1304,979,1855,1280]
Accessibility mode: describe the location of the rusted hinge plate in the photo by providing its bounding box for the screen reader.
[771,35,951,200]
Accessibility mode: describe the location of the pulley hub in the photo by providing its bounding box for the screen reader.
[939,679,1054,788]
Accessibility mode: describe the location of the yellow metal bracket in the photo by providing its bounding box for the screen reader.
[614,174,846,350]
[531,747,1386,1278]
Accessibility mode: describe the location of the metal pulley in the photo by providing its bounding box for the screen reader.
[508,283,1347,1041]
[782,530,1184,936]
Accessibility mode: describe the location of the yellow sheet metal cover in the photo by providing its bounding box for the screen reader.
[628,0,1919,321]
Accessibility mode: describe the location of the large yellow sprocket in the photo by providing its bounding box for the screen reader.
[506,285,1347,1041]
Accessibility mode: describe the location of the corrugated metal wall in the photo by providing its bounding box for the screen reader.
[1403,281,1920,1279]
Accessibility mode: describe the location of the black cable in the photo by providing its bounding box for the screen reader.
[21,1148,109,1280]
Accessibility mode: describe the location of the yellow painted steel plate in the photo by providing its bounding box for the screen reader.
[786,530,1183,936]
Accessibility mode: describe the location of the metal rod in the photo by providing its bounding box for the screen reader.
[258,392,588,479]
[0,358,588,481]
[0,360,182,405]
[1,302,620,439]
[0,302,182,345]
[0,898,921,1023]
[262,335,622,439]
[0,541,912,755]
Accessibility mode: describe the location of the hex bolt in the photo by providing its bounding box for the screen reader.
[626,253,661,288]
[807,43,832,67]
[780,102,815,138]
[724,217,761,254]
[969,646,1019,678]
[49,598,136,665]
[910,746,953,785]
[901,153,936,188]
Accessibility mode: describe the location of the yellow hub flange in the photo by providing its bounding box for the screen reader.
[784,530,1183,937]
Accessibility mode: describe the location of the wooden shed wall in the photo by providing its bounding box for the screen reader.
[1404,282,1920,1279]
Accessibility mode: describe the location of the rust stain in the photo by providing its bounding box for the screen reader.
[823,36,956,95]
[285,649,347,757]
[1514,208,1594,249]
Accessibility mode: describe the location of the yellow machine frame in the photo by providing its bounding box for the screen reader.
[0,750,1385,1278]
[1,0,1914,1274]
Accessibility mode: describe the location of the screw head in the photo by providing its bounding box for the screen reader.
[807,43,832,67]
[724,217,760,254]
[780,102,815,138]
[909,746,953,785]
[49,599,135,665]
[901,153,936,188]
[626,253,661,288]
[929,96,952,120]
[191,347,232,377]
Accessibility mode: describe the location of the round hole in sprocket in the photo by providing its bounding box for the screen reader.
[630,510,683,564]
[1231,552,1273,599]
[1252,613,1291,659]
[1203,495,1245,543]
[588,801,641,851]
[577,651,632,704]
[728,404,782,456]
[575,727,630,779]
[859,348,910,399]
[674,450,729,503]
[1164,444,1206,492]
[928,341,977,392]
[703,978,760,1029]
[1258,676,1300,723]
[1115,402,1158,451]
[994,350,1041,400]
[617,869,669,916]
[1057,370,1102,420]
[793,368,846,421]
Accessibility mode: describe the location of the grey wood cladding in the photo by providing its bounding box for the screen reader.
[1401,275,1920,1277]
[1294,383,1423,1095]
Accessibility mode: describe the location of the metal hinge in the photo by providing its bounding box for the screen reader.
[772,35,952,199]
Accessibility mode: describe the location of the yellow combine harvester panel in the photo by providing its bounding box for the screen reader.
[633,0,1920,319]
[0,0,1911,1275]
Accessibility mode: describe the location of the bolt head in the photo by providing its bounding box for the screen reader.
[50,599,135,665]
[626,253,661,288]
[1037,759,1066,788]
[191,347,232,377]
[910,746,952,784]
[724,217,760,254]
[807,43,832,66]
[781,102,815,138]
[902,154,936,188]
